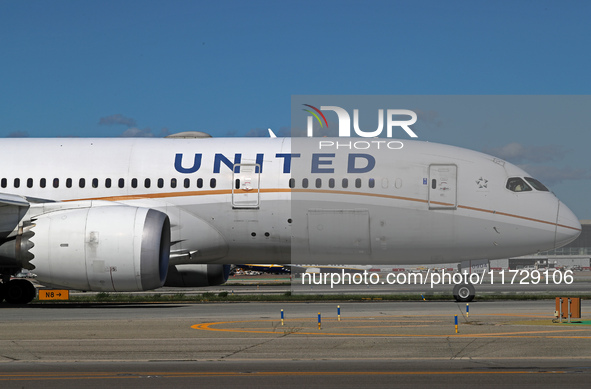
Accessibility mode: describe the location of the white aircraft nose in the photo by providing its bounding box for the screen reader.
[555,201,581,248]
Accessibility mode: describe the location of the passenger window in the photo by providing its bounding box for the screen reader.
[158,178,164,188]
[524,177,549,192]
[355,178,362,188]
[145,178,151,188]
[506,177,532,192]
[27,178,33,188]
[40,178,46,188]
[105,178,112,188]
[210,178,216,188]
[369,178,375,188]
[342,178,348,188]
[289,178,295,189]
[235,179,240,189]
[1,178,6,188]
[53,178,59,188]
[171,178,177,188]
[14,178,20,188]
[302,178,309,189]
[132,178,138,188]
[66,178,72,188]
[184,178,190,188]
[92,178,98,188]
[432,179,437,189]
[79,178,85,188]
[118,178,125,188]
[197,178,203,188]
[315,178,322,188]
[329,178,335,188]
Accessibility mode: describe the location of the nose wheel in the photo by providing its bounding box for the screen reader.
[453,283,475,302]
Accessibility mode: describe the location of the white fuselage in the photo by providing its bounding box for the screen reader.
[0,137,581,266]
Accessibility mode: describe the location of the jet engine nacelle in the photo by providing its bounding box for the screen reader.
[164,264,230,287]
[29,206,170,291]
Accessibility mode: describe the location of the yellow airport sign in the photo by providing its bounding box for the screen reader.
[38,289,69,301]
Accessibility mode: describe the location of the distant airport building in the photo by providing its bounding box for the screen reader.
[491,220,591,270]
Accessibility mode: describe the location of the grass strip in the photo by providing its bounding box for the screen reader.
[30,291,591,304]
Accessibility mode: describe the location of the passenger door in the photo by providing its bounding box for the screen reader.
[232,163,260,209]
[428,164,457,209]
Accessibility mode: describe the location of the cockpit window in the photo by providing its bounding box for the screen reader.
[506,177,532,192]
[524,177,549,192]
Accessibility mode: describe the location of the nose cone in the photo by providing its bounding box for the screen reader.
[555,201,582,248]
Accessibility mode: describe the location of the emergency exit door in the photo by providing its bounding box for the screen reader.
[428,164,457,209]
[232,163,260,209]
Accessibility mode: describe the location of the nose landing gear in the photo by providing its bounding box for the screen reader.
[453,283,475,302]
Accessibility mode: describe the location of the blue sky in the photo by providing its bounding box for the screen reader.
[1,0,590,218]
